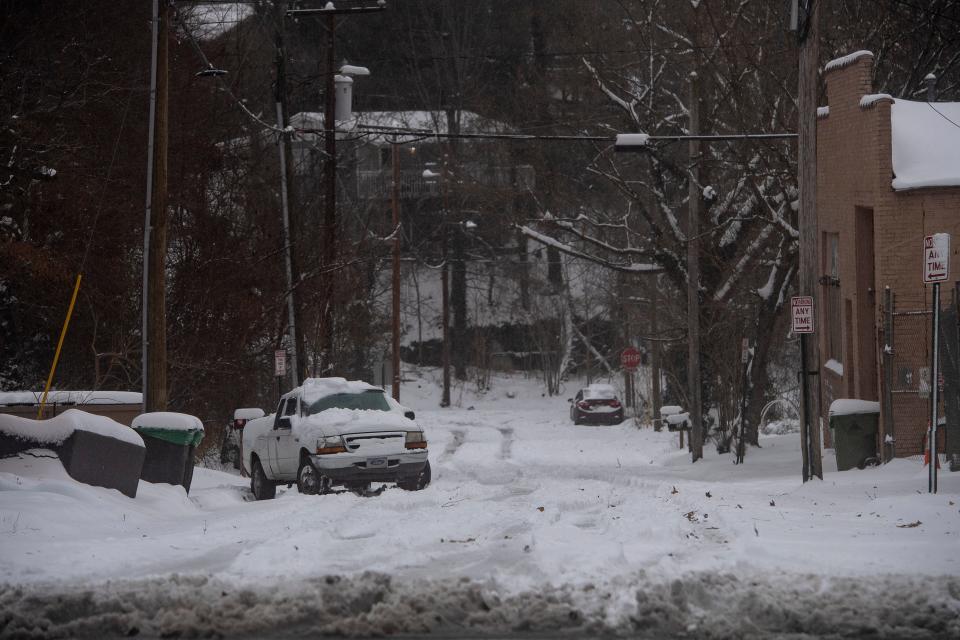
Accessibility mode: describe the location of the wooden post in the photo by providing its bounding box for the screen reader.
[650,275,662,430]
[797,0,823,479]
[687,70,704,462]
[391,143,401,401]
[146,0,169,412]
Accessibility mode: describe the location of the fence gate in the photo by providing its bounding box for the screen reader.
[884,288,959,464]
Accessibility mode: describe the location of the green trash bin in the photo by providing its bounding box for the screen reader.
[828,400,880,471]
[132,413,204,493]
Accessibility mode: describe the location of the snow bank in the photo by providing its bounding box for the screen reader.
[0,390,142,405]
[0,409,143,447]
[2,571,956,640]
[132,412,203,432]
[829,399,881,416]
[891,98,960,190]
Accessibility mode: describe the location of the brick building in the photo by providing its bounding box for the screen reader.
[816,50,960,459]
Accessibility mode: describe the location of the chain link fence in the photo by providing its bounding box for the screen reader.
[883,287,959,464]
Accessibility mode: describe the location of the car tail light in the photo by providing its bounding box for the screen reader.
[577,401,590,410]
[609,399,621,408]
[233,419,247,430]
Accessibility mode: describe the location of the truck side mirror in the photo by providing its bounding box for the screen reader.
[276,415,291,430]
[404,410,416,420]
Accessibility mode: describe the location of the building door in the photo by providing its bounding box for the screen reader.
[855,207,878,400]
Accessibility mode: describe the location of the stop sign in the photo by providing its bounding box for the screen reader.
[621,346,641,371]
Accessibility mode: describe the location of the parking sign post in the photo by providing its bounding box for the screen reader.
[923,233,950,494]
[791,296,816,482]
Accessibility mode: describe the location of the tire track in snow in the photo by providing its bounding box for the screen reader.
[497,427,514,460]
[440,429,466,462]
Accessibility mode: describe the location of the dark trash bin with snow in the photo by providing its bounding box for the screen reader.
[0,409,145,498]
[132,412,204,493]
[829,400,880,471]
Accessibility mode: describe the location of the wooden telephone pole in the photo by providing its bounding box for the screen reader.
[145,0,169,413]
[797,0,823,480]
[687,69,704,462]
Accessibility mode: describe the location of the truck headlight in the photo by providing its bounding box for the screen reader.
[405,431,427,450]
[316,436,347,455]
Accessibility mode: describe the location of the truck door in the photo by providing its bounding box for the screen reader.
[269,397,298,478]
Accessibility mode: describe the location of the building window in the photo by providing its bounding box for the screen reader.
[822,232,842,369]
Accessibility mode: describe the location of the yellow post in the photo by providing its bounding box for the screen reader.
[37,274,83,419]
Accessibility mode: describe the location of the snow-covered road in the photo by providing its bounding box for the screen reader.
[2,374,959,638]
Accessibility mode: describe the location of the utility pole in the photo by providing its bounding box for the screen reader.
[687,69,704,463]
[797,0,823,480]
[440,161,452,407]
[391,142,401,401]
[650,274,662,429]
[145,0,169,413]
[322,11,338,358]
[274,16,300,388]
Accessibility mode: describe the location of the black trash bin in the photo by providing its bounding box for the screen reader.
[828,399,880,471]
[132,412,204,493]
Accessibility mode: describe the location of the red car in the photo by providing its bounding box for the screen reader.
[569,384,624,425]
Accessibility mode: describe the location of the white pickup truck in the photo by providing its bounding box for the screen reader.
[241,378,430,500]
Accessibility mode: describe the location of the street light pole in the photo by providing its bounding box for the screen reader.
[391,142,401,401]
[144,0,169,413]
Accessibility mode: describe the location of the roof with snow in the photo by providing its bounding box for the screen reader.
[888,98,960,191]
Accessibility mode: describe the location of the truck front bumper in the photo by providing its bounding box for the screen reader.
[309,449,428,486]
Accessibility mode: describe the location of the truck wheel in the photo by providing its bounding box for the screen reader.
[251,458,276,500]
[399,460,431,491]
[297,458,323,495]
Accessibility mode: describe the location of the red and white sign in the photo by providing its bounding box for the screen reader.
[791,296,814,334]
[923,233,950,283]
[620,346,641,371]
[274,349,287,377]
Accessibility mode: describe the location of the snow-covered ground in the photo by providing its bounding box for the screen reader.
[1,370,958,639]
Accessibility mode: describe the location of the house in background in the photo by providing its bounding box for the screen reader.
[816,50,960,461]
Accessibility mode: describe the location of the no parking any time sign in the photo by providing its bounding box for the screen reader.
[923,233,950,283]
[791,296,814,334]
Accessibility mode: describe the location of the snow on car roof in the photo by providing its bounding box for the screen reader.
[0,409,144,447]
[233,408,265,420]
[131,412,204,433]
[297,377,382,406]
[583,384,616,399]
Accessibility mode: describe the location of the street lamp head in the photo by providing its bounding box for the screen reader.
[614,133,650,152]
[340,64,370,77]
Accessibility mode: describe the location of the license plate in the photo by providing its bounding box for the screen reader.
[367,457,387,467]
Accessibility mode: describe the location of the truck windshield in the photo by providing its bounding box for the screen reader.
[305,390,390,415]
